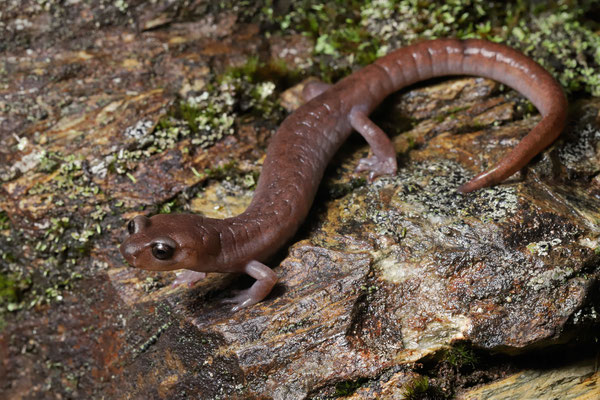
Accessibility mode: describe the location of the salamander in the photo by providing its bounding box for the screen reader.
[120,38,568,311]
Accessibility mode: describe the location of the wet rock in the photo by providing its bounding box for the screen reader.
[457,357,600,400]
[104,80,600,399]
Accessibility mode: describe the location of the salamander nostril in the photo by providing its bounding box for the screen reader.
[127,219,136,235]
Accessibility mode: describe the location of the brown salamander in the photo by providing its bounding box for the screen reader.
[120,38,567,311]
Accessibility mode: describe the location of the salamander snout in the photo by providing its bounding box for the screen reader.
[120,241,139,261]
[120,215,151,266]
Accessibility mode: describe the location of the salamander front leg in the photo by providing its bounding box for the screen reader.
[349,109,397,181]
[172,270,206,287]
[223,260,277,312]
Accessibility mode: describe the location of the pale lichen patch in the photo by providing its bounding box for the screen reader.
[558,124,600,172]
[579,237,600,251]
[527,264,575,291]
[526,238,563,257]
[378,257,421,284]
[401,316,471,353]
[360,159,520,230]
[124,119,154,144]
[11,149,45,174]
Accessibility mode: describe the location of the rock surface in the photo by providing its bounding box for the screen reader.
[458,357,600,400]
[1,3,599,400]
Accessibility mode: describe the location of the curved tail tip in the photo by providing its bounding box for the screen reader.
[458,166,501,193]
[457,181,476,193]
[458,176,489,193]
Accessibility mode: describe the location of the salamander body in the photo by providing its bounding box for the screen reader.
[120,38,567,310]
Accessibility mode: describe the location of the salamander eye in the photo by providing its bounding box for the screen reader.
[151,242,175,260]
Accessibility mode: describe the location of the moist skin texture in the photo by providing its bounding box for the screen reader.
[120,38,568,311]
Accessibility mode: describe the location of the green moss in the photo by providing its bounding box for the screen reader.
[360,284,379,294]
[112,102,255,215]
[37,150,61,173]
[505,6,600,96]
[327,177,367,199]
[334,377,369,396]
[140,60,284,165]
[220,61,285,119]
[118,82,236,176]
[251,0,600,96]
[17,150,107,262]
[403,376,430,399]
[277,316,312,334]
[223,55,305,89]
[155,115,174,131]
[242,172,258,189]
[0,272,31,308]
[402,376,447,400]
[159,200,177,214]
[0,210,9,231]
[24,263,84,309]
[0,149,108,319]
[442,343,478,369]
[447,105,470,115]
[259,0,383,80]
[29,154,103,201]
[179,102,207,134]
[222,56,260,82]
[165,94,234,148]
[135,321,172,355]
[359,0,520,44]
[37,215,95,257]
[433,104,472,123]
[360,0,600,95]
[203,160,238,180]
[433,114,445,123]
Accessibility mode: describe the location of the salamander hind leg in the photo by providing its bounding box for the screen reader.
[222,260,277,312]
[302,80,333,102]
[349,109,398,181]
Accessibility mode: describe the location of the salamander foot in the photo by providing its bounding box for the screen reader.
[355,155,397,182]
[222,260,277,312]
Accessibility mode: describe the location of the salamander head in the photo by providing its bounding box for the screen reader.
[119,214,221,272]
